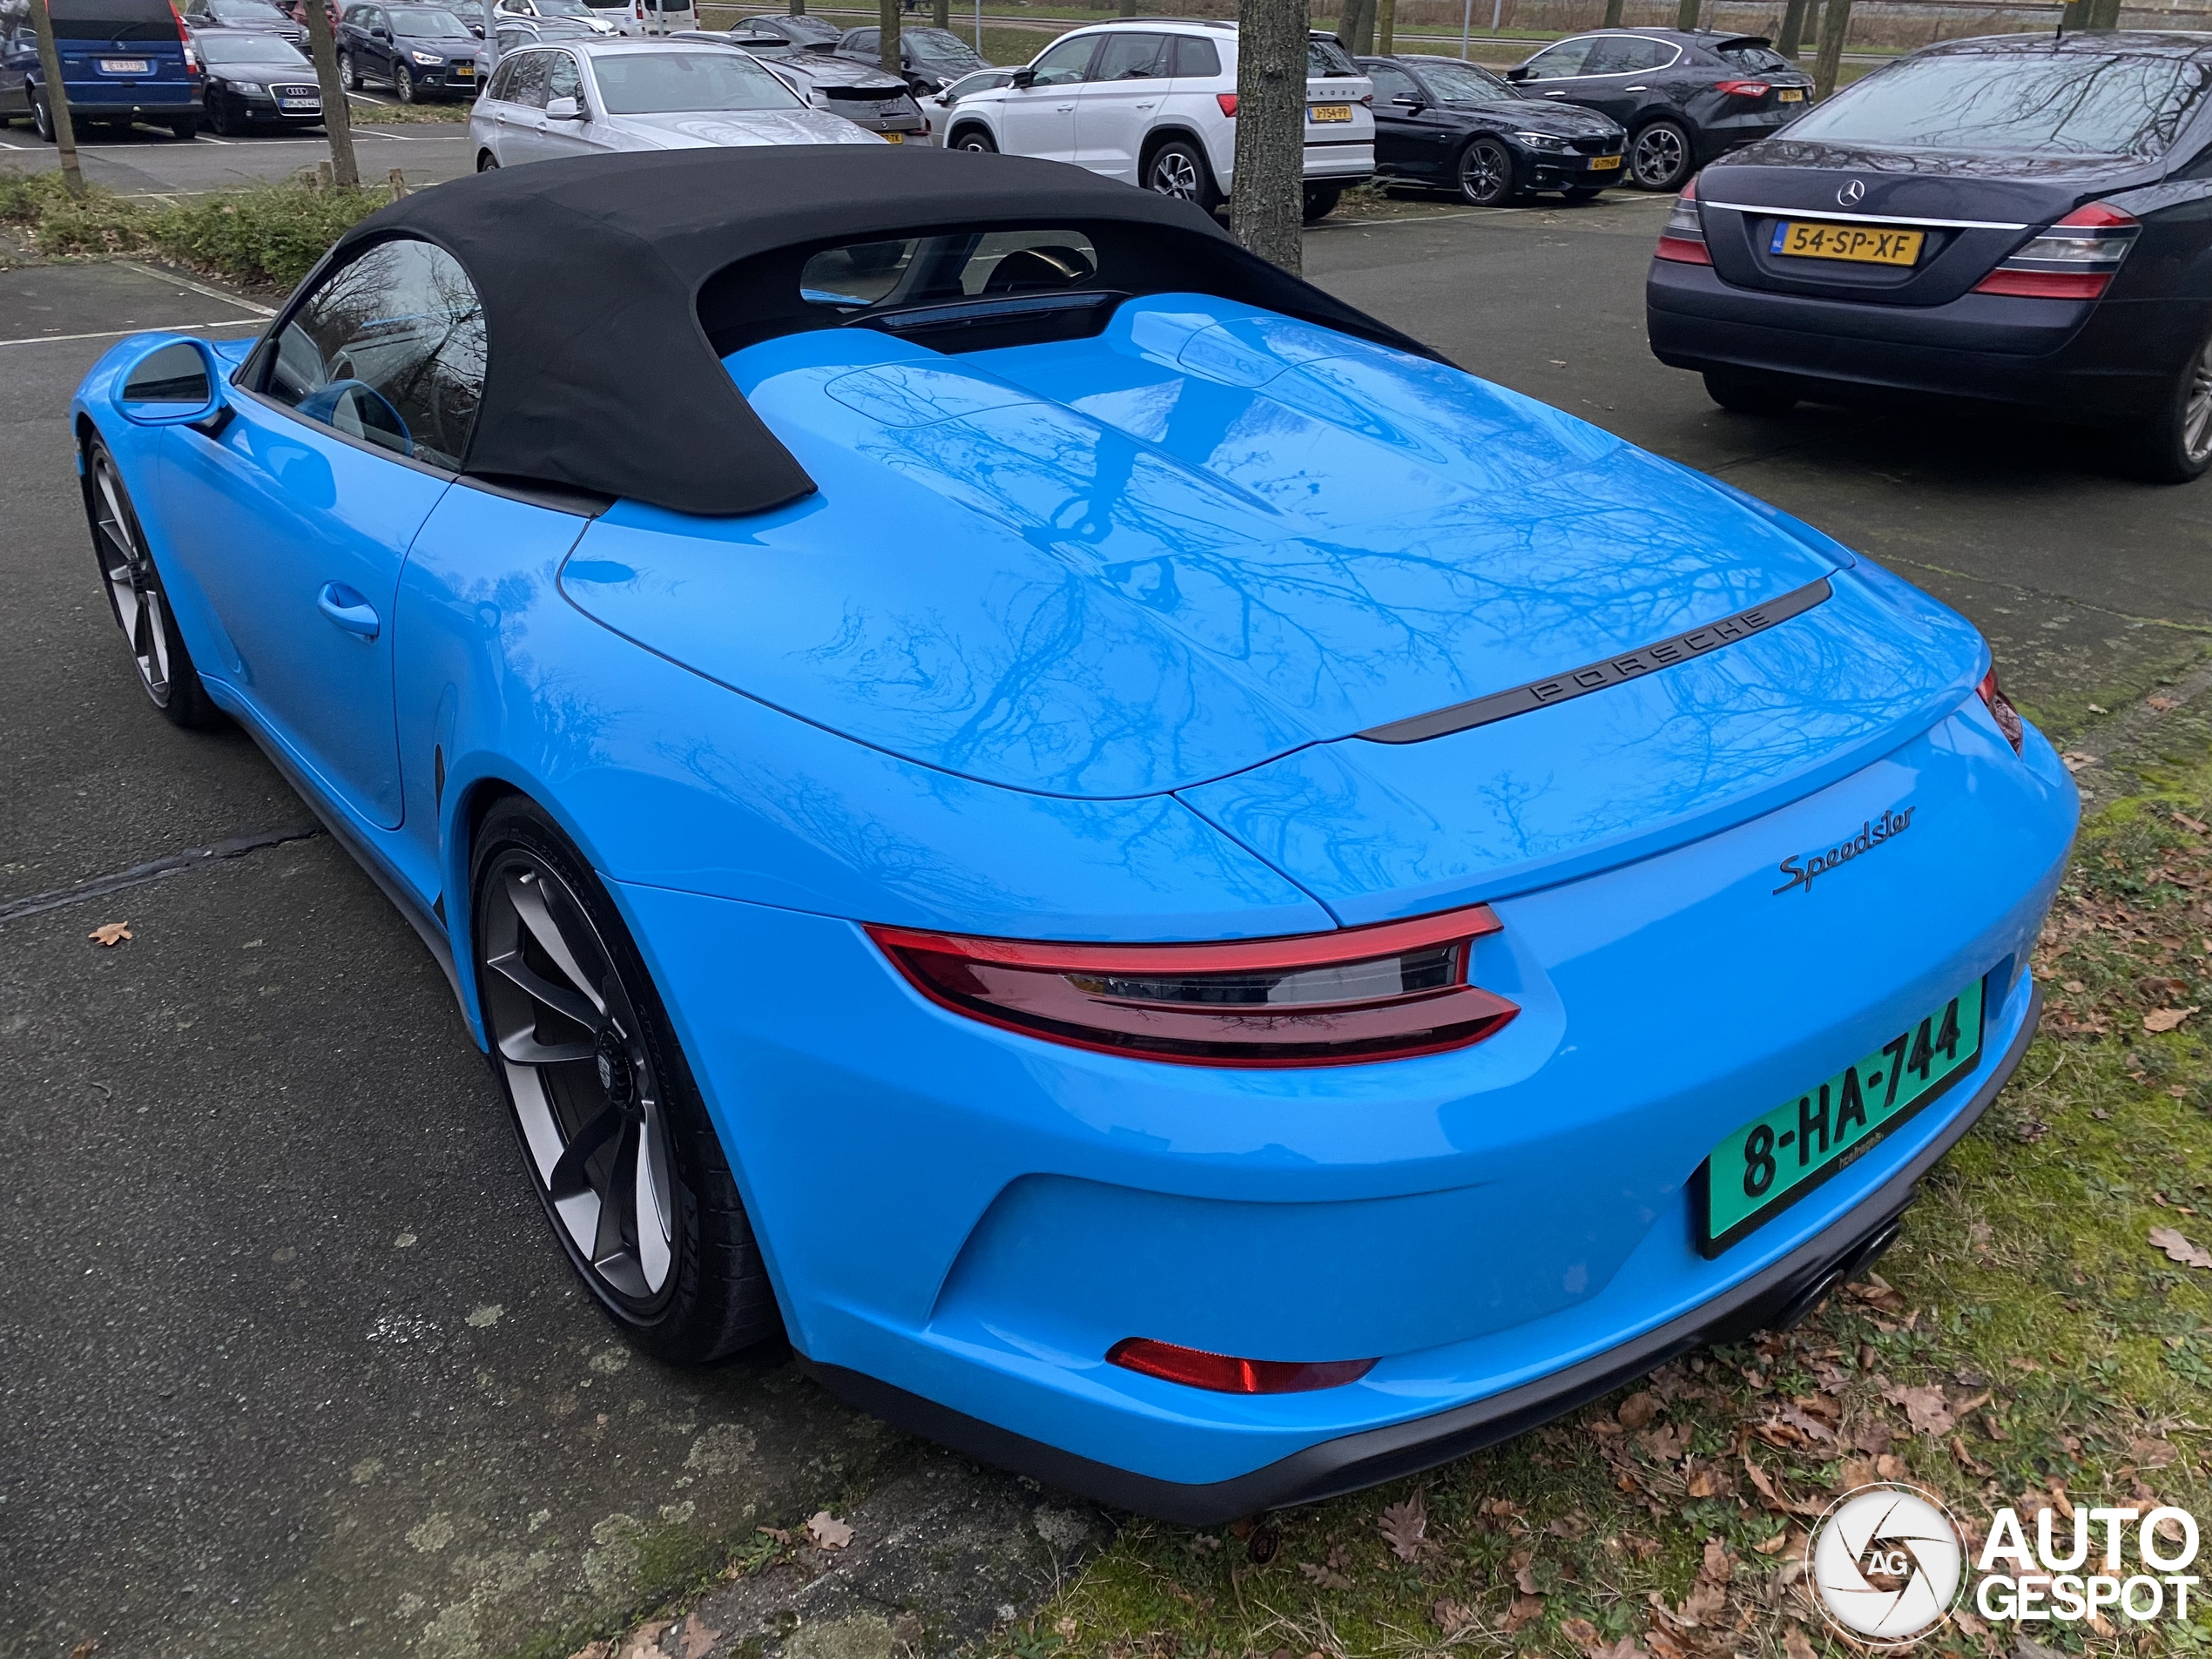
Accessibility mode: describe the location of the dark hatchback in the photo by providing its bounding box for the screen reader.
[1647,32,2212,482]
[832,24,985,96]
[1507,27,1811,191]
[335,1,479,101]
[197,26,320,129]
[1361,54,1623,206]
[735,10,840,50]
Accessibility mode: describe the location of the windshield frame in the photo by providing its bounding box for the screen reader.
[200,29,309,57]
[387,6,472,33]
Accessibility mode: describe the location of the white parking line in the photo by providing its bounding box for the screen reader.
[112,259,278,317]
[0,318,264,348]
[197,133,237,145]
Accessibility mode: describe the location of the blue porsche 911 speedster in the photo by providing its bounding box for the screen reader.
[73,145,2074,1521]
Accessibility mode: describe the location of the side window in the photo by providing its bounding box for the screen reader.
[260,237,487,472]
[1167,34,1218,78]
[507,48,552,106]
[545,48,580,103]
[846,28,874,50]
[1092,31,1167,82]
[1027,33,1096,86]
[1366,63,1419,104]
[1612,37,1677,71]
[1520,37,1595,79]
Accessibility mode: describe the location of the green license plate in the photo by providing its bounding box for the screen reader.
[1699,978,1986,1255]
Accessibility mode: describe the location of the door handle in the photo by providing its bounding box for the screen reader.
[1543,90,1567,97]
[1055,100,1073,111]
[1625,84,1647,90]
[317,582,381,639]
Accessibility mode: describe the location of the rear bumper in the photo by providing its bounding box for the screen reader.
[61,83,198,114]
[1302,138,1373,184]
[1647,257,2204,421]
[805,982,2038,1524]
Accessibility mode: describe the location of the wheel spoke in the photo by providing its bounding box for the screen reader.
[635,1097,674,1293]
[496,1027,597,1064]
[505,870,609,1015]
[592,1117,646,1291]
[546,1100,624,1197]
[487,945,602,1028]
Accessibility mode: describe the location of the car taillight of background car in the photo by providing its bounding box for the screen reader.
[1972,200,2141,300]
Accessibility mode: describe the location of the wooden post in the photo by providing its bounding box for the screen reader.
[1231,0,1304,273]
[1378,0,1394,53]
[1777,0,1806,56]
[26,0,83,194]
[878,0,900,78]
[299,0,359,187]
[1811,0,1848,98]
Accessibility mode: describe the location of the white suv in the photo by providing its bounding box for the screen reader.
[941,20,1373,222]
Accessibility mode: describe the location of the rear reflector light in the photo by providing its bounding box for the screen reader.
[1978,666,2025,754]
[1973,199,2140,301]
[1109,1338,1377,1393]
[1713,78,1769,96]
[867,903,1518,1068]
[1216,91,1238,117]
[1655,175,1709,264]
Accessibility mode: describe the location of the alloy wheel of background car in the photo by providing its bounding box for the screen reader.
[477,151,500,169]
[1145,139,1218,212]
[395,63,416,102]
[1457,137,1515,207]
[1629,120,1690,191]
[83,436,219,728]
[339,48,360,89]
[209,94,241,137]
[951,126,995,152]
[30,88,52,143]
[471,799,778,1363]
[2119,327,2212,484]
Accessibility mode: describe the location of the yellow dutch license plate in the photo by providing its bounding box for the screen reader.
[1777,86,1804,100]
[1309,104,1352,122]
[1770,220,1924,266]
[455,63,474,76]
[1588,154,1620,170]
[882,132,903,142]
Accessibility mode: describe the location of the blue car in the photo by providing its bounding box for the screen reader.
[73,147,2074,1521]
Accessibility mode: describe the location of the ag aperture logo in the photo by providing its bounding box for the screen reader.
[1809,1485,1966,1645]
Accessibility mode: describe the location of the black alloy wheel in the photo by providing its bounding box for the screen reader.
[1628,118,1691,191]
[82,435,221,728]
[477,149,500,169]
[340,46,361,88]
[395,61,416,101]
[2118,325,2212,484]
[209,90,243,135]
[950,125,994,152]
[472,798,778,1363]
[1144,137,1219,212]
[1456,136,1516,207]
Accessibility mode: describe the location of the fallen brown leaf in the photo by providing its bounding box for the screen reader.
[1782,1628,1817,1659]
[1589,1642,1648,1659]
[1877,1453,1907,1481]
[88,921,132,947]
[1616,1391,1661,1429]
[1432,1598,1479,1635]
[1952,1434,1990,1474]
[1379,1488,1427,1561]
[2151,1226,2212,1270]
[2133,1436,2181,1467]
[563,1644,610,1659]
[1684,1466,1725,1499]
[2146,1006,2200,1033]
[1698,1540,1733,1584]
[1511,1547,1540,1595]
[615,1623,668,1659]
[1881,1383,1955,1437]
[1561,1618,1602,1650]
[674,1614,718,1659]
[1754,1531,1790,1555]
[1504,1594,1545,1634]
[805,1511,853,1549]
[1298,1559,1352,1592]
[1680,1581,1726,1624]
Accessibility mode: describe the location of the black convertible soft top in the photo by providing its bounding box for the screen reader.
[320,145,1447,516]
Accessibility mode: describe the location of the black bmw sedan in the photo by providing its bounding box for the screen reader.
[1647,31,2212,482]
[1506,28,1811,191]
[1360,54,1624,206]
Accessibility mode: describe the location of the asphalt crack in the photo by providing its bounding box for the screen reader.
[0,824,325,923]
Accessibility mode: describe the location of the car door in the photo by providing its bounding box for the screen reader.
[1364,58,1444,178]
[488,46,553,158]
[0,0,33,116]
[1072,30,1167,181]
[1509,32,1597,111]
[998,30,1093,164]
[159,237,484,829]
[366,5,397,81]
[531,47,604,155]
[1576,34,1679,129]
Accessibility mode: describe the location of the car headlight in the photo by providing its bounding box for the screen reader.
[410,48,442,64]
[1514,130,1573,152]
[230,78,265,93]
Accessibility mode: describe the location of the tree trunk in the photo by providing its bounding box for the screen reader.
[2085,0,2121,27]
[1377,0,1394,53]
[1776,0,1806,56]
[1674,0,1700,30]
[1231,0,1305,273]
[1338,0,1373,55]
[299,0,359,186]
[26,0,82,194]
[1811,0,1848,98]
[791,0,806,16]
[879,0,900,78]
[939,0,953,29]
[1601,0,1623,25]
[1120,0,1136,16]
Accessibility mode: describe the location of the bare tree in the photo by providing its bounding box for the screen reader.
[1338,0,1375,55]
[937,0,951,28]
[25,0,83,193]
[1777,0,1807,57]
[1231,0,1305,273]
[878,0,900,78]
[299,0,360,186]
[1378,0,1394,53]
[1602,0,1624,25]
[1675,0,1701,30]
[1811,0,1849,98]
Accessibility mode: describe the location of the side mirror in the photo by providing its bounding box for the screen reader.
[1393,95,1422,107]
[1008,64,1034,86]
[546,92,582,116]
[112,337,225,427]
[468,21,483,33]
[372,24,388,36]
[1504,64,1530,80]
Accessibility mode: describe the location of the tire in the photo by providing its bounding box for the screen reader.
[471,798,778,1365]
[2115,325,2212,484]
[395,62,415,103]
[81,433,222,729]
[1562,184,1605,203]
[30,87,53,143]
[168,115,198,139]
[340,48,361,91]
[1703,367,1800,416]
[476,148,500,170]
[948,124,995,152]
[1143,136,1219,212]
[1301,184,1342,224]
[1455,135,1516,206]
[1627,118,1692,192]
[209,93,241,137]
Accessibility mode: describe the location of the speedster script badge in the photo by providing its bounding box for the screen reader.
[1774,807,1917,896]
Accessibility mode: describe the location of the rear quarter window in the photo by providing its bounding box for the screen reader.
[50,0,183,39]
[1169,35,1218,78]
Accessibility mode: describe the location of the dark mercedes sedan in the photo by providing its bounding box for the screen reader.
[1361,54,1623,205]
[1507,28,1811,190]
[1647,32,2212,482]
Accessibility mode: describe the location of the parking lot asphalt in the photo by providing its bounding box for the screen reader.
[0,117,476,194]
[5,196,2210,1659]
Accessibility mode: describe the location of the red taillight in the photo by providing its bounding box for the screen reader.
[1713,78,1768,96]
[1655,174,1710,265]
[1973,199,2140,301]
[1109,1338,1377,1393]
[1978,666,2025,754]
[867,903,1518,1068]
[1216,91,1238,117]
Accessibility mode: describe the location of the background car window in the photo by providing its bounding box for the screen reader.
[262,237,487,472]
[1309,36,1357,75]
[1167,35,1219,78]
[1091,32,1167,81]
[544,49,580,102]
[1519,37,1595,79]
[592,50,799,111]
[906,27,981,66]
[200,30,309,59]
[506,49,552,106]
[1366,62,1420,103]
[800,229,1099,309]
[1783,49,2212,158]
[388,7,470,33]
[1717,42,1791,71]
[1416,57,1513,102]
[1580,37,1665,74]
[844,26,875,50]
[48,0,191,41]
[1026,33,1096,86]
[484,53,517,97]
